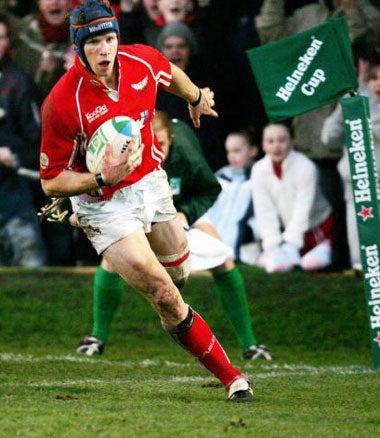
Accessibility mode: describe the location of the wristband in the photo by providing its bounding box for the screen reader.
[189,88,202,107]
[95,173,107,187]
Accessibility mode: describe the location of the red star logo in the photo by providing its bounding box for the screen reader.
[373,332,380,347]
[357,205,374,221]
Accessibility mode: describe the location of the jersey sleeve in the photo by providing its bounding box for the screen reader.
[126,44,172,90]
[39,94,80,180]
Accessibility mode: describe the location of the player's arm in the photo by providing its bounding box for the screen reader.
[41,169,101,197]
[167,62,218,129]
[41,138,143,197]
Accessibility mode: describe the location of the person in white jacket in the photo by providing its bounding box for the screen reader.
[251,122,335,273]
[321,60,380,270]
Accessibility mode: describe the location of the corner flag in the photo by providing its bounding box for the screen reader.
[247,17,380,370]
[246,16,358,122]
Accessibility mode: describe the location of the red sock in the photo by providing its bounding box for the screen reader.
[168,308,243,388]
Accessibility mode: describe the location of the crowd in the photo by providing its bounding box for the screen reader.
[1,0,380,273]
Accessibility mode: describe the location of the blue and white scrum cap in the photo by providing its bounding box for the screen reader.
[70,0,119,68]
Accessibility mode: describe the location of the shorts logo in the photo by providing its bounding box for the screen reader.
[86,105,108,123]
[131,75,148,91]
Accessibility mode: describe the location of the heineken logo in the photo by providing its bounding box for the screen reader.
[363,244,380,331]
[357,205,374,221]
[276,36,324,102]
[374,332,380,346]
[345,117,371,203]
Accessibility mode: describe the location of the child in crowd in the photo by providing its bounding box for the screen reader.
[199,128,261,264]
[251,122,335,274]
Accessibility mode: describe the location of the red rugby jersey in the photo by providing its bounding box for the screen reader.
[40,44,172,199]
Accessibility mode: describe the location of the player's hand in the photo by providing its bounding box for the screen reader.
[188,87,218,129]
[101,137,144,186]
[38,197,73,225]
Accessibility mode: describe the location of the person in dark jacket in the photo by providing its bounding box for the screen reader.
[0,12,46,266]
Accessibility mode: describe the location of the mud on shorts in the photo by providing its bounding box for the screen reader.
[70,169,177,254]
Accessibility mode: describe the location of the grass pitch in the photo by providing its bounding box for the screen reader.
[0,266,379,437]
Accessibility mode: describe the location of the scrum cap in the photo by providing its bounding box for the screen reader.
[70,0,119,68]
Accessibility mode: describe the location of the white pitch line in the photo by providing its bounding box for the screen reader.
[0,352,375,388]
[1,365,376,389]
[0,353,192,368]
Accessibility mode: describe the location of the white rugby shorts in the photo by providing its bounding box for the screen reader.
[71,169,177,254]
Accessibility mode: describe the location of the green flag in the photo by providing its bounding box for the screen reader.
[247,17,358,122]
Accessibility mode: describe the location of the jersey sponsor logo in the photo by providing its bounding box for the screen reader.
[131,75,148,91]
[86,105,109,123]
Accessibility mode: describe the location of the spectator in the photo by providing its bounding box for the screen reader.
[321,59,380,271]
[195,0,266,138]
[144,0,195,46]
[253,0,380,270]
[73,111,272,361]
[0,12,46,266]
[155,21,225,170]
[8,0,72,99]
[71,1,120,16]
[200,127,262,265]
[142,0,159,21]
[255,0,380,44]
[252,122,335,273]
[0,1,33,17]
[119,1,266,148]
[118,0,149,44]
[118,0,195,47]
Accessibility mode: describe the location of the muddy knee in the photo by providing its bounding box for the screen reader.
[157,248,191,289]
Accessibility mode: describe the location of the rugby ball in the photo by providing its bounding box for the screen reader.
[86,116,141,174]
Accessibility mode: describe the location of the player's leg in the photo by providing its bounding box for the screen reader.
[212,258,272,360]
[105,226,252,401]
[212,259,257,348]
[148,215,191,289]
[92,258,124,343]
[77,258,124,355]
[77,216,188,356]
[195,222,272,360]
